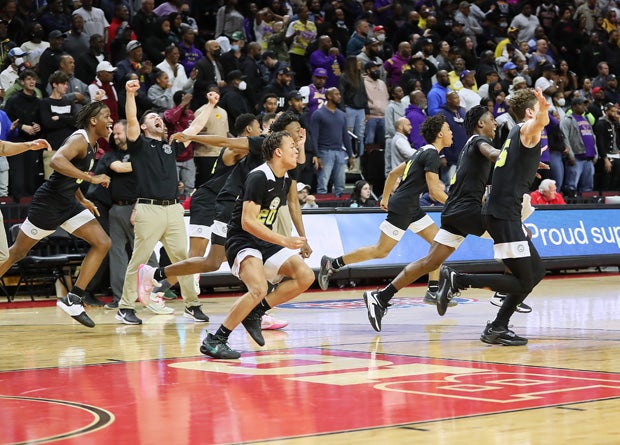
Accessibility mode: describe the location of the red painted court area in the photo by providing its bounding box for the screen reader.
[3,348,620,444]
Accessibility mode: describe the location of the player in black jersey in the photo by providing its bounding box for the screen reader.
[186,114,261,260]
[318,115,451,313]
[438,88,550,346]
[200,131,315,359]
[0,102,113,328]
[362,106,501,331]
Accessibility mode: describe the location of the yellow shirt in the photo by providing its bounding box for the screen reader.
[193,106,229,157]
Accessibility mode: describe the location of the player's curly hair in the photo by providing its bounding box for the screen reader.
[465,105,491,136]
[262,130,291,161]
[420,114,446,144]
[75,101,109,129]
[507,88,536,122]
[269,111,300,133]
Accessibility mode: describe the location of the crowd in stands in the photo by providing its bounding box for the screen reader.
[0,0,618,208]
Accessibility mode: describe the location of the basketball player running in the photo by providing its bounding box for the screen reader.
[0,102,113,327]
[200,131,315,359]
[363,106,501,331]
[437,88,550,346]
[137,113,311,338]
[318,114,452,318]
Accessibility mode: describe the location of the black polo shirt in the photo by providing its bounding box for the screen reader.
[127,134,185,200]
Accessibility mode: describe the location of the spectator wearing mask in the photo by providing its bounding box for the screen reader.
[218,69,252,130]
[0,47,28,92]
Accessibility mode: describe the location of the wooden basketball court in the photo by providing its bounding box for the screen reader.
[1,271,619,444]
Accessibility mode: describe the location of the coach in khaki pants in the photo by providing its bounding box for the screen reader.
[116,79,219,325]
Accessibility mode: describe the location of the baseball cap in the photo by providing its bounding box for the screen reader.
[313,67,328,77]
[571,96,587,106]
[373,25,384,33]
[609,74,617,80]
[261,50,276,60]
[592,86,604,94]
[287,90,303,100]
[503,61,517,71]
[180,23,195,34]
[48,30,67,39]
[96,61,117,72]
[508,26,519,33]
[231,30,245,41]
[365,36,380,46]
[226,69,246,82]
[603,102,616,111]
[126,40,141,52]
[512,76,526,86]
[8,47,28,58]
[541,62,555,72]
[454,21,465,26]
[364,60,381,70]
[297,182,310,192]
[459,69,472,80]
[277,65,295,76]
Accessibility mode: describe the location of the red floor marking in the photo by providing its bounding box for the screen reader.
[2,349,620,444]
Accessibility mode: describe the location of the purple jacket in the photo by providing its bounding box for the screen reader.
[405,103,427,149]
[309,49,345,89]
[383,53,412,87]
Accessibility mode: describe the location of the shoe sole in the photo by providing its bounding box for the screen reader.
[57,299,95,328]
[183,312,209,322]
[114,313,142,325]
[242,320,265,346]
[137,264,155,306]
[363,291,381,332]
[317,256,332,291]
[261,321,288,330]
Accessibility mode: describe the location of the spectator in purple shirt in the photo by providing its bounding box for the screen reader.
[383,41,413,87]
[178,24,203,76]
[309,35,345,89]
[405,90,428,149]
